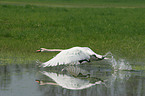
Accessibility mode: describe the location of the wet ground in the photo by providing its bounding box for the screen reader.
[0,58,145,96]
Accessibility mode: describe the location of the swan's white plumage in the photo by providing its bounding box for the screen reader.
[41,47,105,67]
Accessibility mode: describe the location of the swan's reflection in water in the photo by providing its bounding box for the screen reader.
[0,62,145,96]
[36,65,132,90]
[38,71,101,90]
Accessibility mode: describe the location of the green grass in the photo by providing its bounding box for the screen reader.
[1,0,145,8]
[0,1,145,66]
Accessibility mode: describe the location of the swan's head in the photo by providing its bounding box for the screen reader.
[36,48,46,52]
[35,80,41,84]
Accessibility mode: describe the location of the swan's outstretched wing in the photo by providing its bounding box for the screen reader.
[41,48,90,67]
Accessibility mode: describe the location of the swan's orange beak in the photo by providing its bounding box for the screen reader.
[35,80,40,84]
[36,50,41,52]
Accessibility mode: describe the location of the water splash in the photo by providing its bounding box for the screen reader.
[104,52,132,70]
[110,56,132,70]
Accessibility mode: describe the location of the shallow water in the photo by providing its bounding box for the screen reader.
[0,58,145,96]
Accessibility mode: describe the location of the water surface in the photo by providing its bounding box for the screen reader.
[0,58,145,96]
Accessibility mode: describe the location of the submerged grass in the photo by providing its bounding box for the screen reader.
[0,2,145,67]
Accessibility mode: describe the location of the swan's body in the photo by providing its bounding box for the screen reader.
[38,47,109,67]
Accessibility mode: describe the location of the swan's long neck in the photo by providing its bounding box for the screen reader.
[43,49,63,52]
[37,48,63,52]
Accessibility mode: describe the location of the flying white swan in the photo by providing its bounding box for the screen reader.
[37,47,109,67]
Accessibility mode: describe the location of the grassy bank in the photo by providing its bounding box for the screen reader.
[0,2,145,65]
[1,0,145,8]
